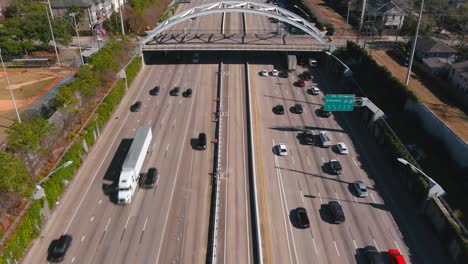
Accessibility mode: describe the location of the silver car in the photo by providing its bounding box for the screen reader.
[353,180,368,197]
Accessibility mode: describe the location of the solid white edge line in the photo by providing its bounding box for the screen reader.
[63,66,156,233]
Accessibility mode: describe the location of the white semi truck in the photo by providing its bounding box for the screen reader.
[117,126,152,204]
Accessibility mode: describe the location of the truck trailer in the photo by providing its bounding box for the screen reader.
[117,126,152,204]
[288,55,297,71]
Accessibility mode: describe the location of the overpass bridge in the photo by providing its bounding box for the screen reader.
[142,31,328,51]
[141,1,334,56]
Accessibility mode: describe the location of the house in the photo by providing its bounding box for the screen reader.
[51,0,126,31]
[415,36,458,74]
[447,61,468,107]
[366,0,406,35]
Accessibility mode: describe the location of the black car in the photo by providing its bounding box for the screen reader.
[364,246,384,264]
[329,201,345,224]
[198,133,207,150]
[130,101,142,112]
[279,71,289,78]
[299,71,312,81]
[295,207,310,228]
[274,104,285,115]
[170,87,180,96]
[318,106,331,117]
[292,104,303,114]
[149,86,160,96]
[142,167,158,188]
[47,235,72,262]
[182,88,193,97]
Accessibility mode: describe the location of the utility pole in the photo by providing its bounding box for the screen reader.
[359,0,367,33]
[45,4,61,66]
[118,0,126,36]
[47,0,53,19]
[405,0,424,86]
[0,49,21,123]
[345,0,352,35]
[70,13,84,65]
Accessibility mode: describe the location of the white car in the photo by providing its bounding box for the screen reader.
[261,69,268,76]
[277,144,288,156]
[271,69,279,77]
[353,181,368,197]
[310,87,320,95]
[336,142,349,154]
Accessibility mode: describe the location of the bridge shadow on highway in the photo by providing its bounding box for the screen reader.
[268,125,345,133]
[102,138,133,203]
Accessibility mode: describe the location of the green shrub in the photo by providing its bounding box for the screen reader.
[0,199,43,263]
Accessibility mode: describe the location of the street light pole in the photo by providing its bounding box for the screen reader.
[0,49,21,123]
[345,0,352,35]
[34,160,73,200]
[70,13,84,66]
[405,0,424,86]
[396,157,446,198]
[118,0,126,36]
[45,4,61,66]
[359,0,367,33]
[47,0,54,19]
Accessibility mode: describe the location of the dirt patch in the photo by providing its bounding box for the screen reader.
[371,50,468,141]
[303,0,355,36]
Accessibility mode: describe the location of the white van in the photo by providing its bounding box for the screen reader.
[308,58,318,67]
[319,131,332,148]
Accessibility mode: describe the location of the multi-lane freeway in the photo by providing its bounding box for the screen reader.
[23,1,451,264]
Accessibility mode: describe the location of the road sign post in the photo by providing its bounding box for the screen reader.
[324,94,355,111]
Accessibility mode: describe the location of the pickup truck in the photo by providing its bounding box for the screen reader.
[302,130,314,145]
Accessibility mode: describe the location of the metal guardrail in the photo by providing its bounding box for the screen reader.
[207,62,224,264]
[245,62,263,264]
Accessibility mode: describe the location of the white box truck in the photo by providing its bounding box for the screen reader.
[319,131,332,148]
[117,126,152,204]
[288,55,297,71]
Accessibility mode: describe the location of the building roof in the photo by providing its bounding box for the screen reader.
[416,37,457,54]
[423,57,449,69]
[51,0,108,8]
[368,0,405,15]
[450,60,468,79]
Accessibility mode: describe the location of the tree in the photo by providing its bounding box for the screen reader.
[6,117,54,153]
[0,152,34,197]
[400,12,435,36]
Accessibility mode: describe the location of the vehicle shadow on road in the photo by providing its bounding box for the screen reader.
[102,138,133,202]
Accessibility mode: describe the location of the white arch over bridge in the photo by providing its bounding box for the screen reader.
[142,1,332,50]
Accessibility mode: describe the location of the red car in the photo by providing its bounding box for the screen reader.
[297,79,305,87]
[388,249,406,264]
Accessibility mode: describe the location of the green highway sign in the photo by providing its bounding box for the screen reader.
[324,94,355,111]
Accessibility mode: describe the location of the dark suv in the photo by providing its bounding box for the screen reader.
[130,101,142,112]
[198,133,207,150]
[274,104,285,115]
[317,106,331,117]
[141,167,158,188]
[47,235,72,262]
[149,86,160,95]
[364,246,384,264]
[329,201,345,224]
[170,87,180,96]
[292,104,303,114]
[295,207,310,228]
[182,88,192,97]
